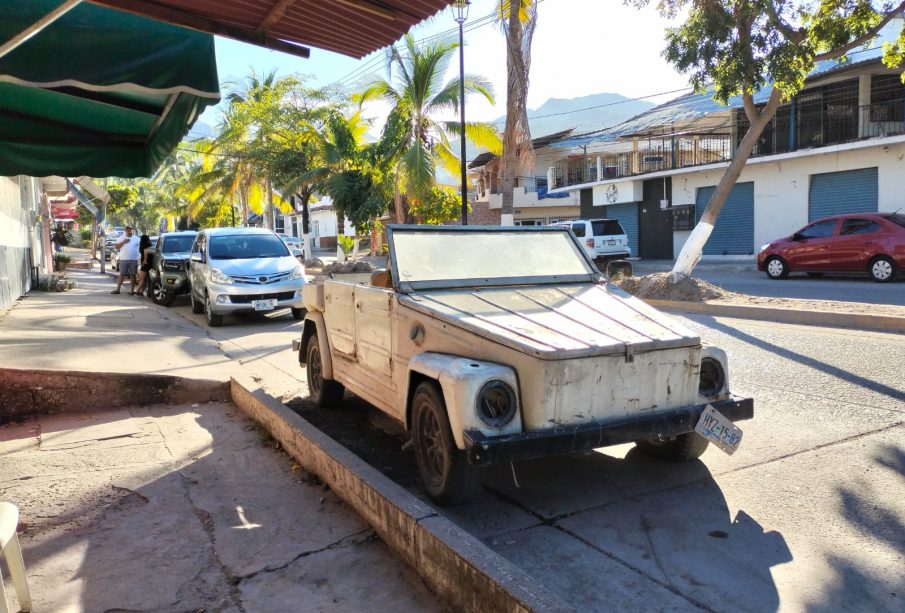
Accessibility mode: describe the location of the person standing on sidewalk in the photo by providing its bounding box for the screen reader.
[111,226,141,295]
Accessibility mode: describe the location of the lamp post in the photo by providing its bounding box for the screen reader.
[453,0,469,225]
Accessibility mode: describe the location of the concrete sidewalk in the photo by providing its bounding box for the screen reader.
[0,269,446,612]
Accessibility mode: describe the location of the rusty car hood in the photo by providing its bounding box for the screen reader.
[398,283,700,360]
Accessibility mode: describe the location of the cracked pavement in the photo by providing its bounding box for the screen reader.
[0,404,445,612]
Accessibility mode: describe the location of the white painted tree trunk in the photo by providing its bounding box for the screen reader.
[672,89,783,276]
[304,231,314,259]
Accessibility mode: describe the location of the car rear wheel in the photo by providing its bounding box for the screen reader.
[635,433,709,461]
[764,256,789,279]
[306,332,344,407]
[190,286,204,314]
[868,255,896,283]
[204,292,223,327]
[151,277,176,306]
[412,381,482,505]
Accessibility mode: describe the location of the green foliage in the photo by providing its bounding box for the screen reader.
[326,167,391,232]
[106,184,139,216]
[638,0,905,105]
[53,253,71,263]
[51,225,72,248]
[336,235,355,255]
[409,185,468,225]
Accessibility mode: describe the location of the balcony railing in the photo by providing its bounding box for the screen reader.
[552,98,905,191]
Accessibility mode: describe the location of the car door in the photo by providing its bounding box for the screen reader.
[785,219,839,270]
[831,218,884,271]
[188,233,205,296]
[570,221,593,257]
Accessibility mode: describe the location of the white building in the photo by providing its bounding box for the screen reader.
[0,176,56,311]
[279,196,353,251]
[543,32,905,260]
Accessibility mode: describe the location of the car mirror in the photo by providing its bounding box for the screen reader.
[792,232,803,241]
[190,252,204,264]
[606,259,633,280]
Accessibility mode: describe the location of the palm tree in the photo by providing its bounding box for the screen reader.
[358,33,501,222]
[498,0,538,225]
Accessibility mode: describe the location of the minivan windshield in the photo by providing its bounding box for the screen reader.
[161,235,195,254]
[209,234,289,259]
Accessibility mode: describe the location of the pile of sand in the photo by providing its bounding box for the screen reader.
[616,272,733,302]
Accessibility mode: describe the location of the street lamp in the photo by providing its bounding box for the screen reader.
[453,0,470,225]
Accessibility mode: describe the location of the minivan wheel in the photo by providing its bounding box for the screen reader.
[190,287,204,314]
[306,332,344,407]
[868,256,896,283]
[765,256,789,279]
[412,381,482,506]
[204,293,223,327]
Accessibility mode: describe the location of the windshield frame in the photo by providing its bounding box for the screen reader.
[386,225,603,293]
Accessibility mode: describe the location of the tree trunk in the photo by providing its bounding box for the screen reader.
[265,175,275,230]
[499,7,522,226]
[393,175,405,224]
[672,89,783,276]
[299,190,313,261]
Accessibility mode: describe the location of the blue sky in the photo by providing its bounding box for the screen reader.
[197,0,690,135]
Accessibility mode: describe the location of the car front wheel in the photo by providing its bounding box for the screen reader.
[764,256,789,279]
[635,433,709,461]
[204,292,223,327]
[306,332,344,407]
[411,381,481,505]
[868,255,896,283]
[151,277,176,306]
[190,286,204,314]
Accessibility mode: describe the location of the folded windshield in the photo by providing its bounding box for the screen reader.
[209,234,288,260]
[391,228,595,287]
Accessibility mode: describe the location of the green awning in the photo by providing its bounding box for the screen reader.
[0,0,220,178]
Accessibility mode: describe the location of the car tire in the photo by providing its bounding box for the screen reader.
[868,255,896,283]
[291,307,306,320]
[190,287,204,314]
[306,332,344,407]
[151,277,176,306]
[635,433,709,461]
[764,256,789,280]
[204,292,223,327]
[411,381,482,506]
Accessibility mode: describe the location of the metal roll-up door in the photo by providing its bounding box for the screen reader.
[695,182,754,255]
[808,168,878,221]
[604,203,639,256]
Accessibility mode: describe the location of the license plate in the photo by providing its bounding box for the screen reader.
[252,299,276,311]
[607,239,616,245]
[694,404,743,455]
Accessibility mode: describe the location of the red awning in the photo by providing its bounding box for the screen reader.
[87,0,452,59]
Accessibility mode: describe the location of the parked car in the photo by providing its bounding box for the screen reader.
[295,225,753,505]
[146,231,197,306]
[281,235,304,259]
[187,227,307,327]
[758,212,905,282]
[551,218,631,261]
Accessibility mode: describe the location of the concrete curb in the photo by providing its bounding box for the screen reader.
[229,375,573,613]
[0,368,230,424]
[645,299,905,334]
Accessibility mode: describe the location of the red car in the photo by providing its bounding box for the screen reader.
[757,212,905,282]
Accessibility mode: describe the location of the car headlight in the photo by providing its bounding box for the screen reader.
[699,357,726,399]
[289,265,306,280]
[475,379,518,428]
[759,243,771,253]
[210,268,233,284]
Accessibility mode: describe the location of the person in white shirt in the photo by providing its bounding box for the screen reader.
[111,226,141,295]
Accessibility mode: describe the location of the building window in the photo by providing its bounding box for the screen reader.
[870,74,905,122]
[671,204,695,230]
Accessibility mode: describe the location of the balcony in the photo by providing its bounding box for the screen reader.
[551,98,905,192]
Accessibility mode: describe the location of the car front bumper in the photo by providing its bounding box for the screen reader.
[160,271,190,294]
[463,396,754,466]
[207,280,306,314]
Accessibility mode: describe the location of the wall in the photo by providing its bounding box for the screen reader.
[672,141,905,252]
[0,176,42,312]
[469,200,501,225]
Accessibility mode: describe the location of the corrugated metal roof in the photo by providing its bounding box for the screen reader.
[553,34,892,150]
[89,0,451,59]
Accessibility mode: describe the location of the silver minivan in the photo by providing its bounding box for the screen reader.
[187,227,307,327]
[552,218,631,261]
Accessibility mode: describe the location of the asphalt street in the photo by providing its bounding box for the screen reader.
[162,289,905,612]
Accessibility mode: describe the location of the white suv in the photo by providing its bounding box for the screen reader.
[187,227,307,327]
[552,219,631,261]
